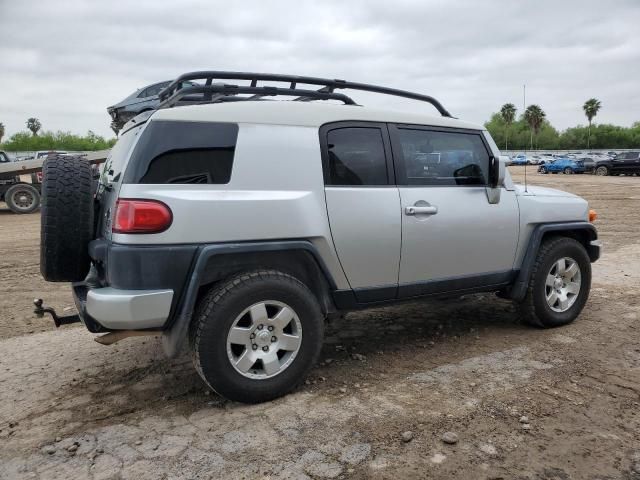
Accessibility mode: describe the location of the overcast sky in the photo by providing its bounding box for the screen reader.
[1,0,639,139]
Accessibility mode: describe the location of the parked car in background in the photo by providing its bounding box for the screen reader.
[539,158,586,174]
[107,80,198,132]
[593,151,640,176]
[511,154,529,165]
[538,154,554,165]
[577,156,597,173]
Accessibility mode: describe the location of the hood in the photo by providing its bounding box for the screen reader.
[514,185,578,198]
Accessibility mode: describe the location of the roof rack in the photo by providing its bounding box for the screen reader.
[157,71,453,117]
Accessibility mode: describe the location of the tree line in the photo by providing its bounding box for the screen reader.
[487,99,640,151]
[0,118,116,151]
[2,103,639,152]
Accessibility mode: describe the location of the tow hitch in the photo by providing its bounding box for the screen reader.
[33,298,81,327]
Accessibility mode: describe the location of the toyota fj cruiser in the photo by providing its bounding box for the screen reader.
[38,72,600,403]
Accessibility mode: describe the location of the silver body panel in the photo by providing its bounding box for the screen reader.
[398,186,520,283]
[94,101,593,330]
[325,187,401,288]
[86,288,173,329]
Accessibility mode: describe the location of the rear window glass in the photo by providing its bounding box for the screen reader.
[123,121,238,184]
[140,148,233,184]
[325,127,388,186]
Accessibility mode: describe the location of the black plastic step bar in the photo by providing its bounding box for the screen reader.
[157,71,453,117]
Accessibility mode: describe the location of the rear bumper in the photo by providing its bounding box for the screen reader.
[86,287,173,329]
[72,282,173,331]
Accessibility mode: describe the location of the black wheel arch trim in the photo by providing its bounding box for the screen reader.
[510,221,599,302]
[162,240,337,357]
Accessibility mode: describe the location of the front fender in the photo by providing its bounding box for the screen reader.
[510,222,599,301]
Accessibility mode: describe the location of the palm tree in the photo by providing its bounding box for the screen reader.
[524,105,546,150]
[0,123,4,144]
[583,98,601,148]
[499,103,516,150]
[26,117,42,136]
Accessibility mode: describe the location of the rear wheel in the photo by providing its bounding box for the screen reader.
[563,167,573,174]
[539,166,548,174]
[190,270,324,403]
[518,237,591,328]
[595,166,608,176]
[5,184,40,214]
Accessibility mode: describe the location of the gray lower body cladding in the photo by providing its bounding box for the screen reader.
[76,224,600,355]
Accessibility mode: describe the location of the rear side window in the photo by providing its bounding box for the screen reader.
[123,121,238,184]
[324,127,389,186]
[140,149,233,184]
[394,128,490,186]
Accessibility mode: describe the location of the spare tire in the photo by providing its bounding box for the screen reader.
[40,154,95,282]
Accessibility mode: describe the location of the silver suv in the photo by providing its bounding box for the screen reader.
[38,72,600,403]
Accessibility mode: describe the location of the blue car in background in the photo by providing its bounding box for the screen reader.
[511,154,529,165]
[539,158,586,174]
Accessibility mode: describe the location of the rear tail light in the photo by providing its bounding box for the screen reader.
[113,199,172,234]
[589,209,598,223]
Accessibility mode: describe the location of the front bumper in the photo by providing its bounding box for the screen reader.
[589,239,602,262]
[73,282,173,331]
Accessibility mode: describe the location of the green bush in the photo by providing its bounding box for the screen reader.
[0,130,116,152]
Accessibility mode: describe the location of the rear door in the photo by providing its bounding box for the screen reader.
[622,152,640,174]
[389,124,519,297]
[321,122,401,301]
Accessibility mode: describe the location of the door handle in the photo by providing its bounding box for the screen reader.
[405,205,438,215]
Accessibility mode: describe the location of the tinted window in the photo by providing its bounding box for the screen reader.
[396,128,489,186]
[124,121,238,184]
[138,82,170,98]
[326,127,388,186]
[141,148,233,184]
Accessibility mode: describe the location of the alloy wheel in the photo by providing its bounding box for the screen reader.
[226,301,302,379]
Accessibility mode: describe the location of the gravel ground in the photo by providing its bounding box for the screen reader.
[1,170,639,479]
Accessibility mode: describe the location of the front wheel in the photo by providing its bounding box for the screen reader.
[595,166,609,176]
[518,237,591,328]
[563,167,573,174]
[539,167,548,174]
[189,270,324,403]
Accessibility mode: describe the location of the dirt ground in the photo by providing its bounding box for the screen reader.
[1,169,639,480]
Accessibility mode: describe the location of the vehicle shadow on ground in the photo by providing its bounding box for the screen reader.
[49,293,527,429]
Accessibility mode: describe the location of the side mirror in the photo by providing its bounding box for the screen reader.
[486,156,507,204]
[488,155,506,188]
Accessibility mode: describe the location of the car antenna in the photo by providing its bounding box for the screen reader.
[523,83,528,192]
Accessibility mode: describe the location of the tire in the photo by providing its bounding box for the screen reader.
[563,167,573,174]
[190,270,324,403]
[595,166,608,176]
[518,237,591,328]
[5,183,40,214]
[539,167,547,174]
[40,154,95,282]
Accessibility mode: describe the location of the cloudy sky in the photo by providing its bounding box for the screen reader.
[1,0,639,139]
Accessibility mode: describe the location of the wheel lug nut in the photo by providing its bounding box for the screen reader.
[252,344,258,350]
[271,336,277,342]
[268,326,274,331]
[250,333,255,339]
[257,324,263,330]
[262,346,269,352]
